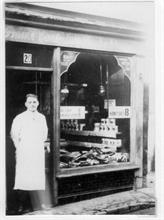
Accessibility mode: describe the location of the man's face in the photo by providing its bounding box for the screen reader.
[25,97,39,112]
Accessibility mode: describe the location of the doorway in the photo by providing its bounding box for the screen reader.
[6,69,53,214]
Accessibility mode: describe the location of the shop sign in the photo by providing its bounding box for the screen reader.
[108,106,131,118]
[60,106,86,119]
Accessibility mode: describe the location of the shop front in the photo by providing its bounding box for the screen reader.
[5,3,145,211]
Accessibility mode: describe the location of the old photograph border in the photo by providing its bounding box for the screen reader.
[0,0,163,219]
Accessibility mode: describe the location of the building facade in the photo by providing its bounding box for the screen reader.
[5,2,154,213]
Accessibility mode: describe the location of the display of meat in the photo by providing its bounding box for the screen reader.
[59,145,129,168]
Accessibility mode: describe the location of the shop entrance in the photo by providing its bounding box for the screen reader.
[6,69,52,132]
[6,69,53,214]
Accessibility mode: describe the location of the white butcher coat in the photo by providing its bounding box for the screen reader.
[11,110,48,190]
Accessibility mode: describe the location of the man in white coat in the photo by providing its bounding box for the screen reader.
[10,94,50,213]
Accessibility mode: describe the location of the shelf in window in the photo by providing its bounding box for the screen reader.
[60,141,69,147]
[61,129,121,138]
[61,140,121,149]
[56,163,139,178]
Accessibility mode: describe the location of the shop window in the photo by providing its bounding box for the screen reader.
[60,50,131,169]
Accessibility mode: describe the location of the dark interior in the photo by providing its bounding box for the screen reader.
[6,70,52,214]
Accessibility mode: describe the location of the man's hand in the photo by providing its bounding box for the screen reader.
[44,142,50,153]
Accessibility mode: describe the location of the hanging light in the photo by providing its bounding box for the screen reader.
[98,64,105,96]
[99,85,105,96]
[61,85,69,94]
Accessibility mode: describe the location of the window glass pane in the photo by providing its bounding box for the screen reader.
[60,50,131,169]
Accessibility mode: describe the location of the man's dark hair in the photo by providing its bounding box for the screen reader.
[26,93,38,101]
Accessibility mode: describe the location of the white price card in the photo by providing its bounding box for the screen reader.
[108,106,131,118]
[60,106,86,119]
[102,138,122,147]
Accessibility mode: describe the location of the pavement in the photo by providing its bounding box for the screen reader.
[127,207,155,215]
[26,172,156,215]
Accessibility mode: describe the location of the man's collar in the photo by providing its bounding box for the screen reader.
[26,110,38,114]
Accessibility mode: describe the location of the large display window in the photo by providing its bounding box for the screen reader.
[59,50,132,169]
